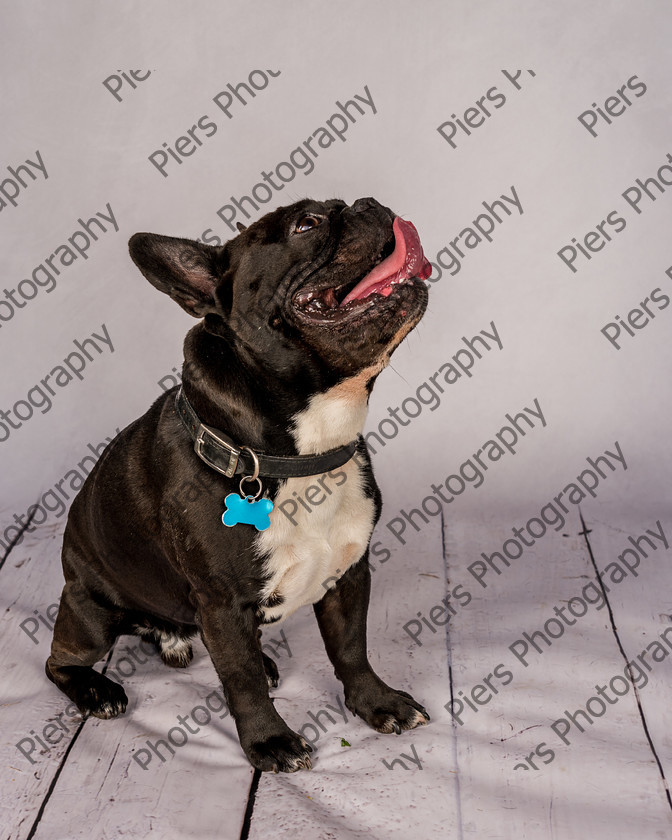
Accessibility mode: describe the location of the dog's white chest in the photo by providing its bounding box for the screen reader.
[254,377,377,624]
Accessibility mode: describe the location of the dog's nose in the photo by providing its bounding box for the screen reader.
[352,197,378,213]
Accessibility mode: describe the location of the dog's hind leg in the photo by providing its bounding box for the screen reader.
[157,630,193,668]
[46,578,127,720]
[134,625,194,668]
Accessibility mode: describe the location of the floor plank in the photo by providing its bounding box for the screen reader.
[1,522,88,840]
[444,510,672,839]
[582,510,672,792]
[0,521,253,840]
[29,639,254,840]
[3,507,672,838]
[246,517,461,839]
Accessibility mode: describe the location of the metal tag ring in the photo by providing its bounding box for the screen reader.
[239,475,263,501]
[240,445,260,481]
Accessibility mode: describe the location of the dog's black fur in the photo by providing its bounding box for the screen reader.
[46,197,430,772]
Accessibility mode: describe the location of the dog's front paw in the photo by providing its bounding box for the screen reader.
[245,731,313,773]
[75,671,128,719]
[346,679,430,734]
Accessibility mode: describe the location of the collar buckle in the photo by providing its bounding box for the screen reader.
[194,422,240,477]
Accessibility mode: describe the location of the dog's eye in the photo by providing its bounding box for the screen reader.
[294,215,323,234]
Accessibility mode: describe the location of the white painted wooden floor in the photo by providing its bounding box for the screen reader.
[2,504,671,839]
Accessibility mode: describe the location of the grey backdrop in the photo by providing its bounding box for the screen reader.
[2,2,670,550]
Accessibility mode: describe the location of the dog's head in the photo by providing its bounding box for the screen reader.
[129,197,431,379]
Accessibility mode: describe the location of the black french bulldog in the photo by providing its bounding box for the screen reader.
[46,196,432,773]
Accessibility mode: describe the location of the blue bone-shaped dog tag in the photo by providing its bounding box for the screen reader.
[222,493,273,531]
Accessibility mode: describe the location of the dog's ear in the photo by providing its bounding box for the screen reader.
[128,233,229,318]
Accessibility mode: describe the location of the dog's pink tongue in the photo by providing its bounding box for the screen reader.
[340,217,432,306]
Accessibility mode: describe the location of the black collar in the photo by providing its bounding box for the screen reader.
[175,387,357,479]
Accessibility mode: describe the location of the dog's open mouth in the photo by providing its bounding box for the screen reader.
[293,217,432,322]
